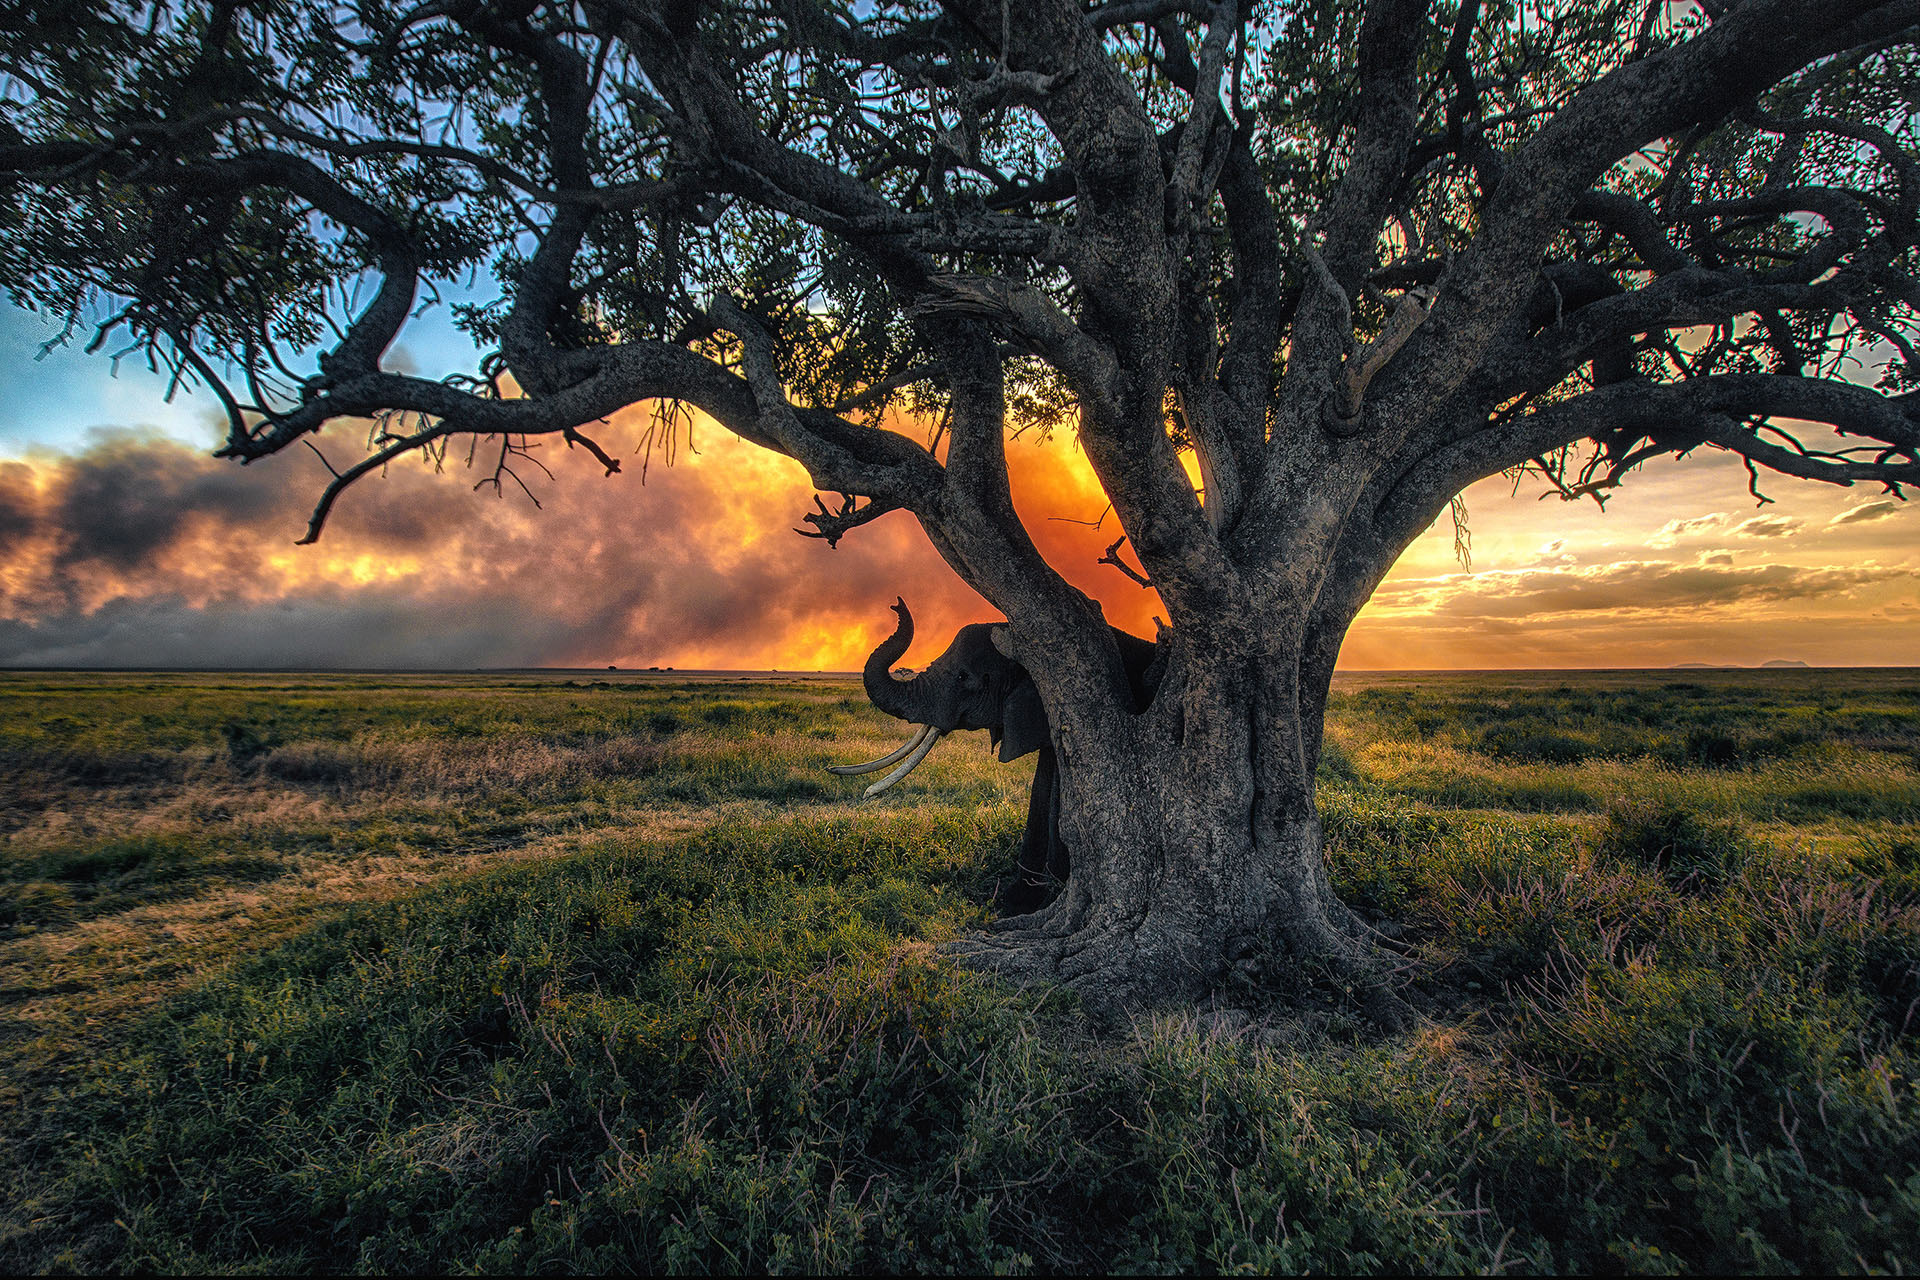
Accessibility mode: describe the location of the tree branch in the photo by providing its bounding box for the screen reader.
[1377,373,1918,548]
[1098,534,1155,588]
[296,417,457,545]
[911,274,1123,419]
[709,296,932,504]
[1374,0,1920,430]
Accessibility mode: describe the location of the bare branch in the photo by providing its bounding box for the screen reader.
[1279,0,1430,434]
[563,426,622,476]
[1376,0,1920,427]
[1327,285,1436,430]
[1380,373,1919,543]
[709,296,929,504]
[1098,534,1155,588]
[296,417,457,545]
[1086,0,1208,30]
[796,492,901,547]
[1168,3,1236,231]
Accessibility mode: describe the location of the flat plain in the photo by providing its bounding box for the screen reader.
[2,667,1917,1273]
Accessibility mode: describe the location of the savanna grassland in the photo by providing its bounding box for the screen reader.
[1,667,1917,1274]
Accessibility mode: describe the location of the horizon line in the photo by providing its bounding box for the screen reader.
[2,663,1914,675]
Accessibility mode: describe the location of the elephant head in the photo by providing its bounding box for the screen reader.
[827,598,1049,799]
[831,598,1161,914]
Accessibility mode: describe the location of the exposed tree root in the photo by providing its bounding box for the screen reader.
[947,900,1415,1033]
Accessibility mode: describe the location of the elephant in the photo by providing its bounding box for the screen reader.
[828,598,1159,913]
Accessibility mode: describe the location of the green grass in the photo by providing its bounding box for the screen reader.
[2,668,1918,1273]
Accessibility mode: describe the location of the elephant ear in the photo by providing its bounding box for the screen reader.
[996,679,1050,762]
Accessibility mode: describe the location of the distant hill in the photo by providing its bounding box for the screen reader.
[1671,660,1813,670]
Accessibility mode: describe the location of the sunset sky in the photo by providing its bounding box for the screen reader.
[1,300,1915,671]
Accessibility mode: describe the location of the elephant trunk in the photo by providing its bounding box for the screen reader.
[863,597,935,725]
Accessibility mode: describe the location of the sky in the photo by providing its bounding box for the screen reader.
[1,299,1916,670]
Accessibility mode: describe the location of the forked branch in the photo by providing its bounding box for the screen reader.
[1098,535,1155,589]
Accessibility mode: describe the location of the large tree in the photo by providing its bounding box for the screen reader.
[4,0,1917,1020]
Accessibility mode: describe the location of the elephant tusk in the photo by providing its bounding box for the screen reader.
[825,724,931,775]
[862,727,943,799]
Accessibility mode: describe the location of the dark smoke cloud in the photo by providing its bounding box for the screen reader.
[0,591,568,669]
[50,432,287,569]
[0,461,37,544]
[0,425,1009,669]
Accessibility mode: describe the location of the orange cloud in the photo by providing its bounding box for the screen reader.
[3,413,1916,671]
[0,415,1174,670]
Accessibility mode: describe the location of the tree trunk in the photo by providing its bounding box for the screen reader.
[950,634,1409,1028]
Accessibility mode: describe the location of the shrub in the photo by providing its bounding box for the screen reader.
[1477,724,1599,764]
[261,741,364,784]
[1682,726,1742,767]
[1596,799,1754,890]
[221,720,279,768]
[7,835,1504,1275]
[1857,831,1920,881]
[0,880,76,929]
[1667,724,1816,767]
[1320,790,1451,918]
[11,668,1920,1275]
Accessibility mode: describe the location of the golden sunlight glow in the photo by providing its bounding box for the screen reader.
[2,408,1916,670]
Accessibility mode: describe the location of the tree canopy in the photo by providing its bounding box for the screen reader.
[3,0,1914,566]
